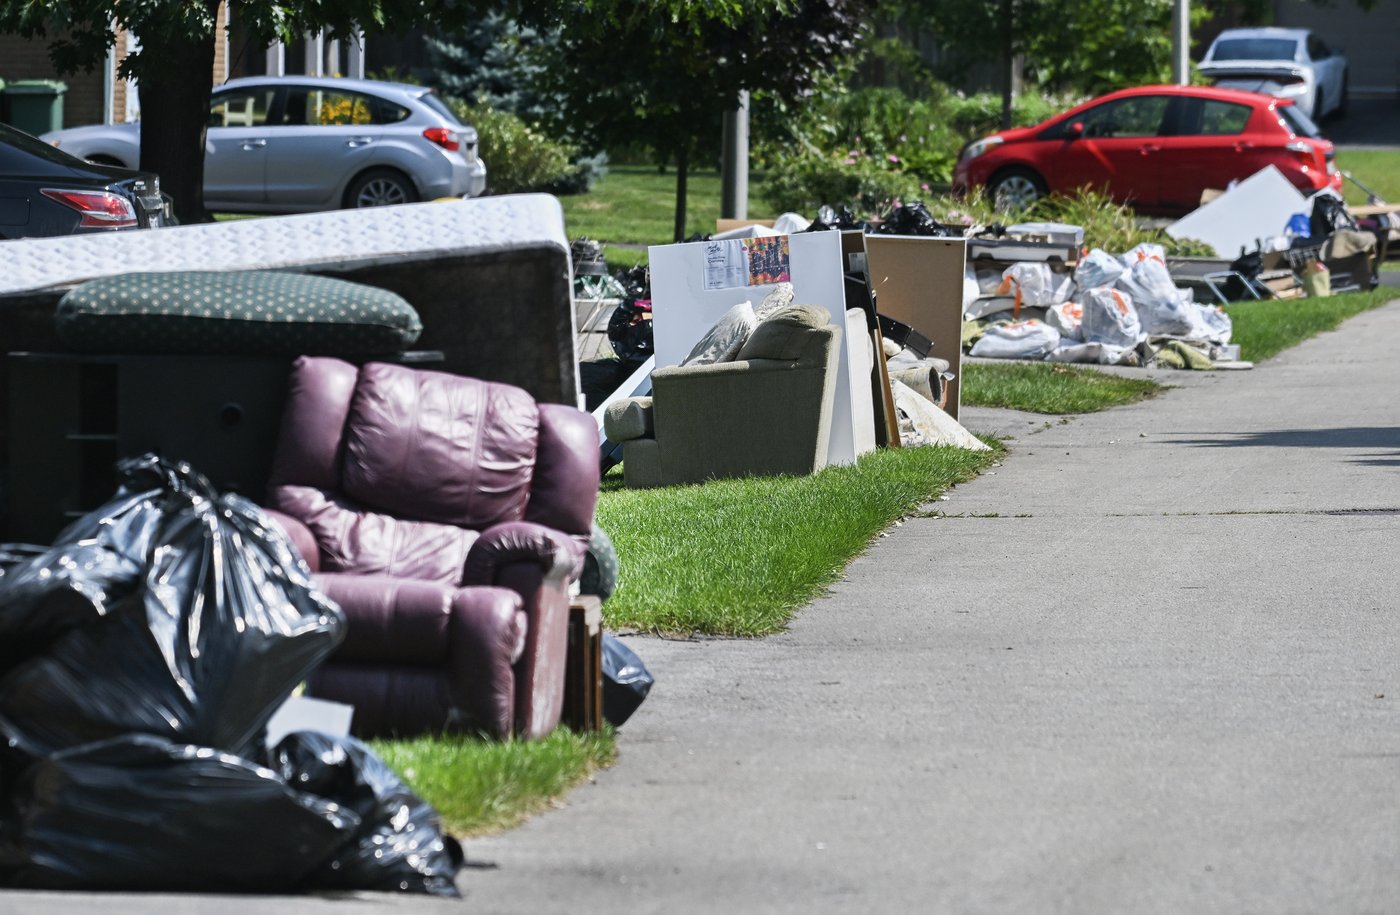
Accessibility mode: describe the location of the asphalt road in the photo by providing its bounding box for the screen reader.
[6,299,1400,913]
[1324,95,1400,149]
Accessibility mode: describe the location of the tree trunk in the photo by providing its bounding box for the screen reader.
[672,143,690,243]
[137,28,217,224]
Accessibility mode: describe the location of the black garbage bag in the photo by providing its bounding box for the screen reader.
[0,730,464,895]
[271,731,464,896]
[873,200,962,237]
[602,634,654,727]
[0,734,357,892]
[803,204,870,232]
[0,454,344,761]
[1310,193,1359,239]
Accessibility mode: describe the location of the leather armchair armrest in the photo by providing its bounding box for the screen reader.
[462,521,582,587]
[259,507,321,573]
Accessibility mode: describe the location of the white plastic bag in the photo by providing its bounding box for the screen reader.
[1080,286,1144,348]
[1044,301,1084,342]
[1046,341,1133,365]
[968,319,1061,360]
[1073,248,1124,292]
[1188,301,1233,344]
[962,264,981,310]
[1116,248,1194,336]
[997,263,1073,310]
[1119,242,1167,267]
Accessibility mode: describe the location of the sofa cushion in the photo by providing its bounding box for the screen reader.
[735,303,831,362]
[681,300,757,366]
[54,270,422,356]
[603,397,654,442]
[342,362,539,529]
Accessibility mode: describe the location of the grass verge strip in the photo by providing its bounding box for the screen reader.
[372,728,616,837]
[962,362,1163,413]
[597,443,999,637]
[1226,288,1397,363]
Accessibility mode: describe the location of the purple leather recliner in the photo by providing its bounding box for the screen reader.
[262,356,599,739]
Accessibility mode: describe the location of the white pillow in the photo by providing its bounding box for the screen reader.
[682,300,758,365]
[753,282,795,320]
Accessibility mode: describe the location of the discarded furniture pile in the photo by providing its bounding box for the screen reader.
[594,209,989,489]
[0,196,642,895]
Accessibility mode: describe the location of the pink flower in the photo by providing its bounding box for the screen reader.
[921,183,931,192]
[887,154,900,164]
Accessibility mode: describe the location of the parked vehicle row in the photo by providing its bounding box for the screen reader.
[44,76,488,215]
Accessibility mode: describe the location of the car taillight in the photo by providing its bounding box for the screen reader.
[40,188,138,228]
[422,127,460,152]
[1285,140,1325,172]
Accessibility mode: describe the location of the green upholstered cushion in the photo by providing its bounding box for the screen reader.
[735,303,831,363]
[55,270,422,356]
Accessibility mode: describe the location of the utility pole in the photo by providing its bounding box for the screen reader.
[1172,0,1190,85]
[720,91,750,220]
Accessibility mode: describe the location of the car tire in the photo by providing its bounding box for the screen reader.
[987,167,1047,212]
[1314,89,1326,122]
[343,169,419,209]
[1337,71,1349,118]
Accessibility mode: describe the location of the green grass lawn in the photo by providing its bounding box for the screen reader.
[597,442,999,636]
[1226,287,1397,363]
[560,166,776,249]
[1337,149,1400,206]
[372,729,616,837]
[962,362,1164,413]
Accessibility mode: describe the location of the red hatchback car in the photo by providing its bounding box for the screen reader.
[952,85,1341,215]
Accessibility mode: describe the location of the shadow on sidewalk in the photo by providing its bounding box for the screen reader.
[1169,426,1400,464]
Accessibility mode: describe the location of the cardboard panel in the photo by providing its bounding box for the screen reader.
[647,231,873,466]
[862,235,968,420]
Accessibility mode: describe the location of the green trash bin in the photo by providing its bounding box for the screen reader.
[4,80,67,136]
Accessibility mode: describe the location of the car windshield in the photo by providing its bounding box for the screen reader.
[1211,37,1298,61]
[1278,103,1321,139]
[414,91,463,126]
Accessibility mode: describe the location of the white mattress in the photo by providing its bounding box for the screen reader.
[0,194,570,296]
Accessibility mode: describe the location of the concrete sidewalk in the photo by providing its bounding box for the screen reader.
[462,299,1400,913]
[7,300,1400,913]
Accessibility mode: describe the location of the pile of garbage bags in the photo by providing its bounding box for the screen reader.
[0,455,463,896]
[966,243,1236,368]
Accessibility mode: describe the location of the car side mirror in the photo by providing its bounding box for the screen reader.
[1066,121,1085,139]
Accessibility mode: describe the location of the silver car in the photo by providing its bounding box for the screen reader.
[43,76,488,213]
[1199,27,1349,122]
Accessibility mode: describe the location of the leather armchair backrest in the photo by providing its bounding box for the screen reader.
[268,355,360,491]
[342,362,540,528]
[269,356,545,532]
[525,403,601,538]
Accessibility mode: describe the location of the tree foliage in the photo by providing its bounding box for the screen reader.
[515,0,871,239]
[0,0,797,220]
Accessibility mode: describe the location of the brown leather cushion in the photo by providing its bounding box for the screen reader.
[342,362,539,528]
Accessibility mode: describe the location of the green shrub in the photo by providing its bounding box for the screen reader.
[761,147,924,219]
[450,98,602,195]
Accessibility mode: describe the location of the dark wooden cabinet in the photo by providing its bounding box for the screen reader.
[6,353,293,543]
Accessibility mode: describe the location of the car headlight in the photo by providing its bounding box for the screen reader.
[960,136,1004,163]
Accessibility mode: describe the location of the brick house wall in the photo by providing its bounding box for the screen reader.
[0,1,230,129]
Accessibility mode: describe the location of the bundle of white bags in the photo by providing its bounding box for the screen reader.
[968,244,1234,366]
